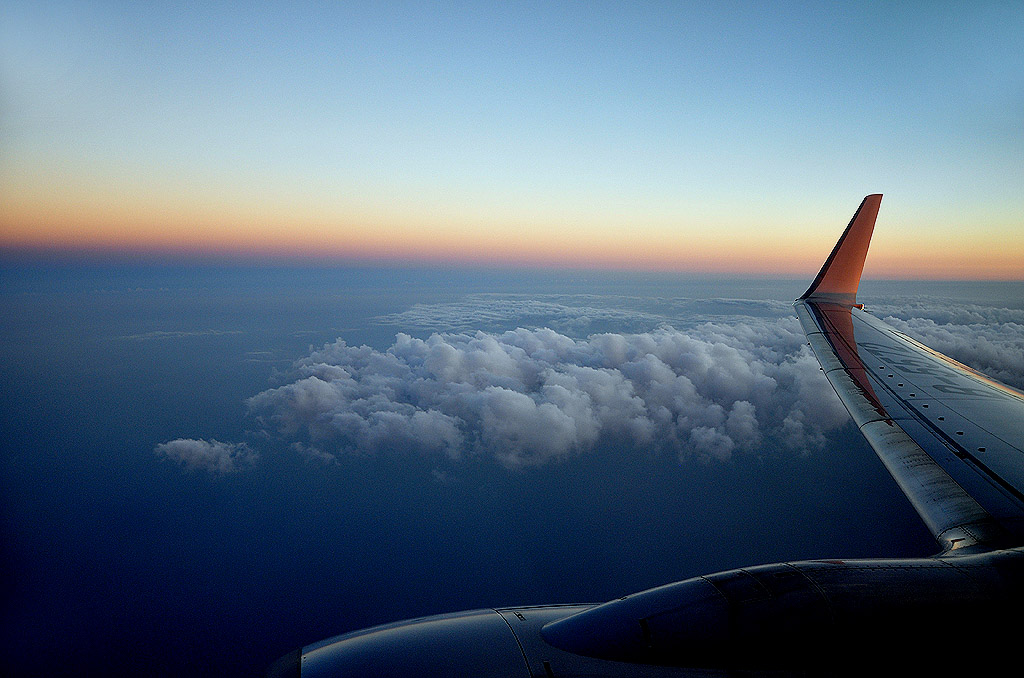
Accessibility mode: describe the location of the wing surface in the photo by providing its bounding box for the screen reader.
[796,196,1024,553]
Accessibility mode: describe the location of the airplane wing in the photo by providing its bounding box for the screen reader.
[271,196,1024,677]
[795,194,1024,553]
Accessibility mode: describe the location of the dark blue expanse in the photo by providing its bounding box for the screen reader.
[3,259,1020,676]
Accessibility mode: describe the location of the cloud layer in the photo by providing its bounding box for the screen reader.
[375,294,798,335]
[155,293,1024,472]
[247,318,850,467]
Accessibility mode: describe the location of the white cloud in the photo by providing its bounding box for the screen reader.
[247,319,852,467]
[154,438,257,473]
[159,295,1024,473]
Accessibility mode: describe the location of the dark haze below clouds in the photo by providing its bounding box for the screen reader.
[1,264,1022,677]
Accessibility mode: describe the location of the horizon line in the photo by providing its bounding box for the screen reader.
[2,243,1022,283]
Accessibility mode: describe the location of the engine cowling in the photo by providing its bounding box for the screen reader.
[541,550,1024,671]
[269,549,1024,676]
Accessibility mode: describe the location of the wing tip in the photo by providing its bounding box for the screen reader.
[799,194,883,304]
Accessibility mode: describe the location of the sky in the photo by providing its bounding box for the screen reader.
[2,1,1023,277]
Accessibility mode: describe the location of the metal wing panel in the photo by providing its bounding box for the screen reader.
[848,309,1024,499]
[797,299,1024,551]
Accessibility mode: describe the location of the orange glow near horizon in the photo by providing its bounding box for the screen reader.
[2,191,1022,280]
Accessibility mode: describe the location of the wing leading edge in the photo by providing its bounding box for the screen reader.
[796,196,1024,553]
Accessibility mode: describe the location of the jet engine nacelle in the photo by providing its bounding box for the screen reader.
[270,549,1024,677]
[542,549,1024,672]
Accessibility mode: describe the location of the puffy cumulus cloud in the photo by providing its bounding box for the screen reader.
[247,319,852,467]
[153,293,1024,474]
[155,438,257,473]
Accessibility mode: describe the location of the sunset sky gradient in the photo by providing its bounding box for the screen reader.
[2,2,1022,278]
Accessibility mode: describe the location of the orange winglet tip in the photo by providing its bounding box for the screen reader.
[799,194,882,305]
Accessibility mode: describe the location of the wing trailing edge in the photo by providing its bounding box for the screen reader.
[799,194,882,305]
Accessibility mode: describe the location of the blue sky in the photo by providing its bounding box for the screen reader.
[2,2,1022,274]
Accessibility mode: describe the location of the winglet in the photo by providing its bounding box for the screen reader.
[799,194,882,305]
